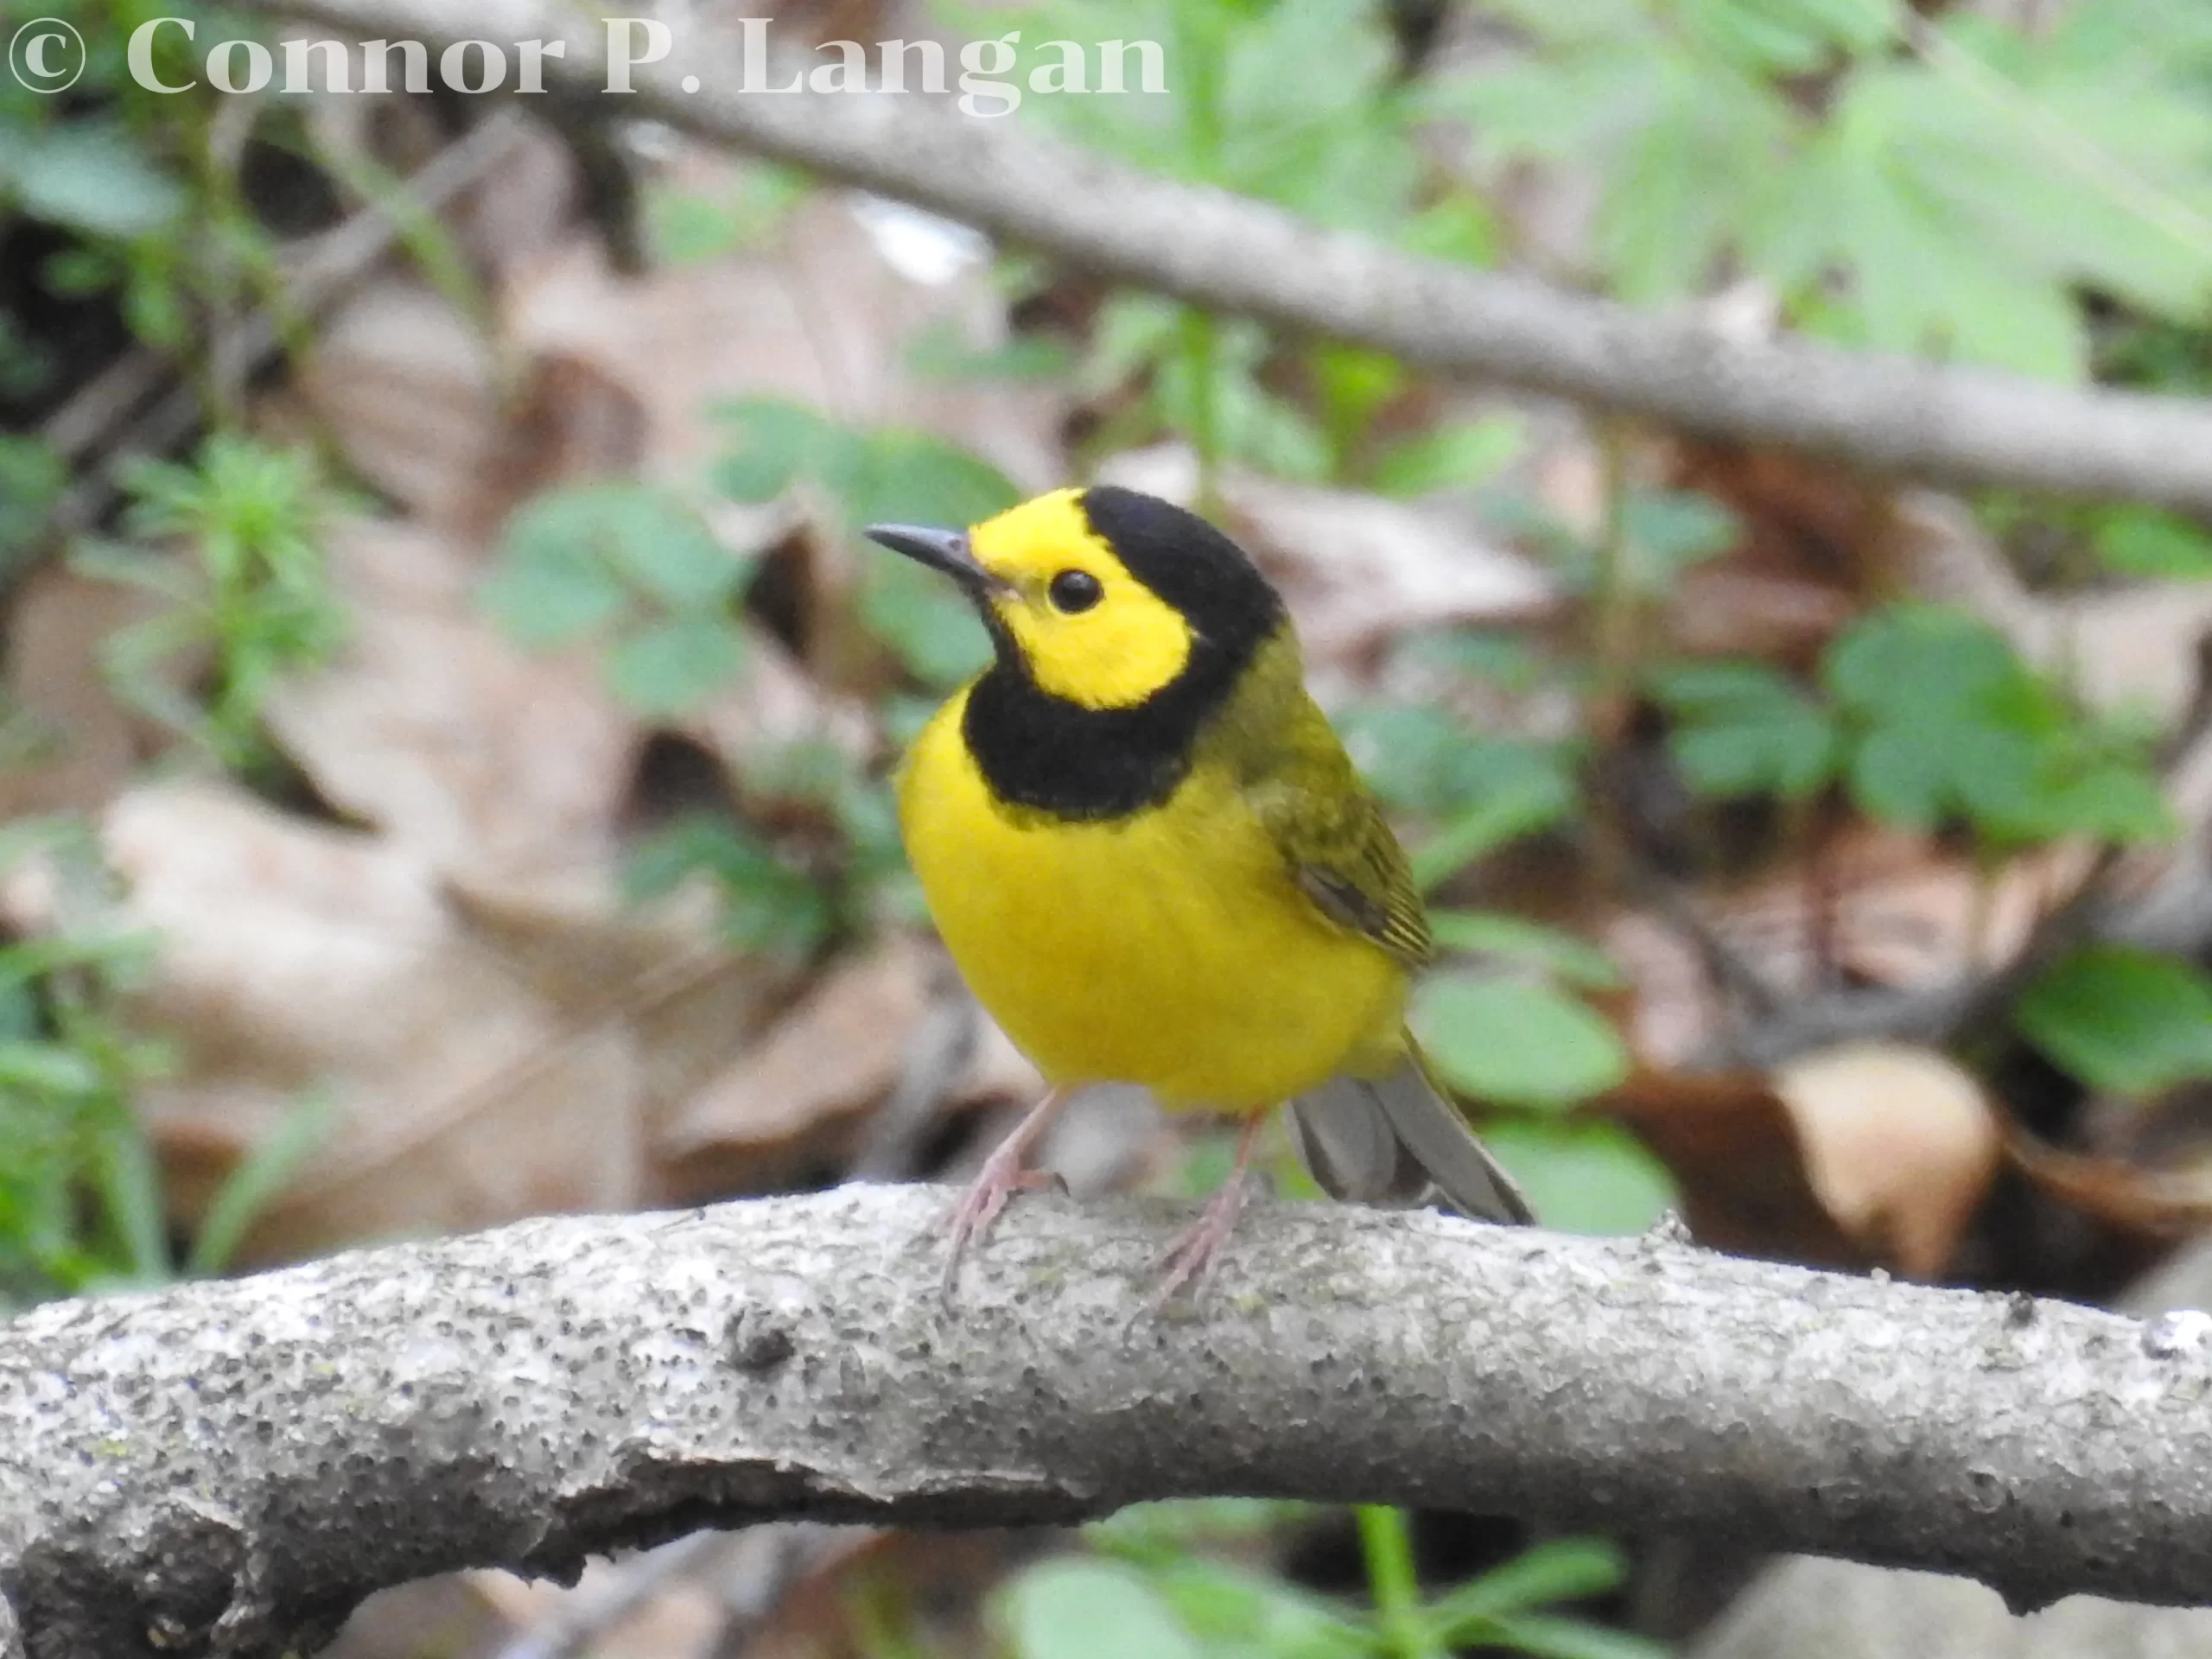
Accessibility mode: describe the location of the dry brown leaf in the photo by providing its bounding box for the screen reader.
[1095,444,1559,664]
[1605,1042,2001,1278]
[1604,831,2095,1071]
[296,280,507,532]
[1602,1068,1868,1269]
[2009,1131,2212,1241]
[0,563,178,819]
[507,185,1067,493]
[264,516,641,882]
[0,780,791,1264]
[658,929,935,1196]
[1771,1042,2002,1280]
[1606,829,2098,1070]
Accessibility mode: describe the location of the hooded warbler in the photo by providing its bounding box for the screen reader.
[868,486,1532,1294]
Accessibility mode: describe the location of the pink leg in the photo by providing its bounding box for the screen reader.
[1154,1112,1267,1302]
[943,1085,1074,1297]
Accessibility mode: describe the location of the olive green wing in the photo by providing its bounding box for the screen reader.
[1244,696,1536,1227]
[1243,696,1433,967]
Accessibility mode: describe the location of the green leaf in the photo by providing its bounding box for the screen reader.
[1428,911,1624,989]
[2089,505,2212,579]
[1471,1118,1676,1236]
[0,437,62,566]
[0,1042,101,1096]
[841,430,1022,534]
[2013,944,2212,1096]
[607,615,747,716]
[906,321,1077,385]
[3,123,186,239]
[1652,661,1839,799]
[861,556,992,690]
[1370,416,1527,499]
[1427,1539,1630,1637]
[1147,1557,1367,1659]
[1622,490,1741,585]
[485,493,636,645]
[711,397,836,504]
[1481,1613,1675,1659]
[188,1090,340,1275]
[1415,975,1630,1110]
[1087,1500,1312,1563]
[1000,1558,1201,1659]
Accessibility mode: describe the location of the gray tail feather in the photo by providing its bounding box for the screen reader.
[1286,1048,1534,1227]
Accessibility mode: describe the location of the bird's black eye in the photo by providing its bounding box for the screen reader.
[1048,569,1104,613]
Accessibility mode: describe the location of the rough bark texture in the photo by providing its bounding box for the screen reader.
[2,1188,2210,1656]
[235,0,2212,512]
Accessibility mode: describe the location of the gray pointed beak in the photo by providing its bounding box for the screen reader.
[864,523,1013,598]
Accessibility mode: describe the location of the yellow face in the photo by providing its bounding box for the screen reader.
[967,489,1195,710]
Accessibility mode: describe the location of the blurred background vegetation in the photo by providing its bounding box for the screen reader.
[9,0,2212,1652]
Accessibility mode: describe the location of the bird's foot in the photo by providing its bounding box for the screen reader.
[1150,1124,1262,1306]
[1150,1178,1249,1304]
[940,1086,1073,1300]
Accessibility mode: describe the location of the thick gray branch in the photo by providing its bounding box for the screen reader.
[2,1188,2209,1656]
[235,0,2212,510]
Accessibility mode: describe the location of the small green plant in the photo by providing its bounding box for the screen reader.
[1443,0,2212,379]
[995,1500,1665,1659]
[713,395,1023,688]
[624,738,921,957]
[2013,944,2212,1099]
[81,435,346,779]
[481,480,753,717]
[1652,602,2173,849]
[953,0,1499,498]
[0,821,170,1308]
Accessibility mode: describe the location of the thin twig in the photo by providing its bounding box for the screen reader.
[39,110,534,541]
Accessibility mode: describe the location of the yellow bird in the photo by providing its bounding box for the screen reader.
[868,486,1531,1294]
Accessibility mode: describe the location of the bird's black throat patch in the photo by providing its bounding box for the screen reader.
[961,487,1285,820]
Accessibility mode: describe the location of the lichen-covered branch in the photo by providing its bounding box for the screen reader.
[233,0,2212,512]
[1,1188,2208,1656]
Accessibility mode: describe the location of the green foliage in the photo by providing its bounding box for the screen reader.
[1368,416,1527,501]
[0,822,170,1308]
[84,435,346,774]
[1824,604,2169,843]
[955,0,1497,490]
[644,162,810,264]
[483,482,752,717]
[713,395,1022,687]
[1656,604,2171,848]
[1443,0,2212,378]
[997,1501,1659,1659]
[2013,944,2212,1097]
[0,436,65,572]
[0,3,292,411]
[625,740,918,957]
[2085,505,2212,580]
[1336,702,1579,887]
[1471,1119,1676,1238]
[1415,973,1631,1111]
[1649,662,1838,800]
[1427,911,1624,991]
[185,1089,340,1277]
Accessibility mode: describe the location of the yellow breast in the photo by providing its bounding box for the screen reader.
[898,688,1408,1109]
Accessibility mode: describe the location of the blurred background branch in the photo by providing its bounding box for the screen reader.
[235,0,2212,513]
